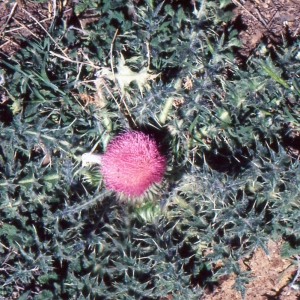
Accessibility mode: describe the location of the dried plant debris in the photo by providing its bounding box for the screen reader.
[203,240,300,300]
[95,54,159,98]
[0,1,51,55]
[0,1,75,56]
[232,0,300,57]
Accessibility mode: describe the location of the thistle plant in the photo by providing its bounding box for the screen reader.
[2,0,300,299]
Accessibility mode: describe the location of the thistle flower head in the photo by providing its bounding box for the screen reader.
[100,131,166,197]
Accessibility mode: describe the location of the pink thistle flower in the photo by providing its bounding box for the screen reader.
[100,131,166,197]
